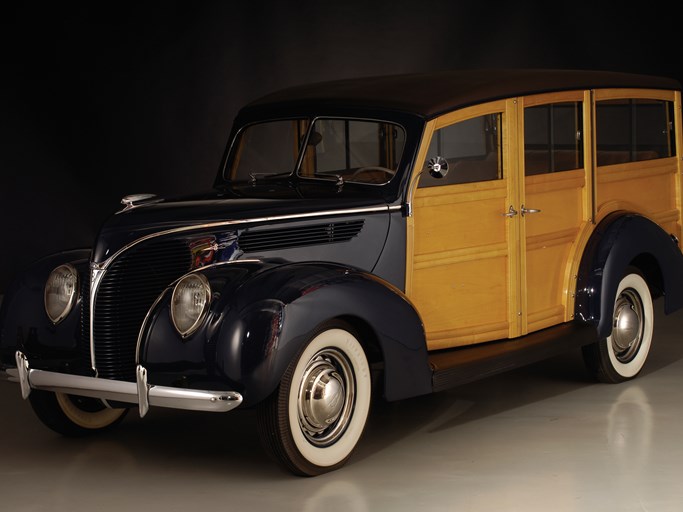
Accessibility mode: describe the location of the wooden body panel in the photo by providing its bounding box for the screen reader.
[412,181,510,349]
[407,88,682,352]
[524,170,585,331]
[676,91,683,247]
[596,158,678,233]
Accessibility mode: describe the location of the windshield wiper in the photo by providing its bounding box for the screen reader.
[249,172,293,183]
[316,173,344,191]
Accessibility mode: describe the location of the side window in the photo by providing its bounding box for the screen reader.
[596,99,675,166]
[524,102,583,175]
[419,113,502,187]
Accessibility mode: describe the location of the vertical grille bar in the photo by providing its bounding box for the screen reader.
[79,273,92,372]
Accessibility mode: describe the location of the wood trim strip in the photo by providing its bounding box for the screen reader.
[593,88,676,102]
[526,228,579,251]
[596,158,677,183]
[414,241,507,268]
[426,321,510,350]
[525,170,585,194]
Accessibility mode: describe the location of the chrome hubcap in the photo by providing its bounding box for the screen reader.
[612,288,644,363]
[297,348,355,447]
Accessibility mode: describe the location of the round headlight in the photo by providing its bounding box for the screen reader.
[44,264,79,325]
[171,273,211,338]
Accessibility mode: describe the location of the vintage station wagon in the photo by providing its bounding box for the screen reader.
[2,69,683,476]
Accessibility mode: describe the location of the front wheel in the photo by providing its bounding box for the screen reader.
[582,271,654,383]
[257,322,372,476]
[29,390,128,437]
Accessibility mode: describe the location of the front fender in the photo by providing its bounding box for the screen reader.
[140,261,432,407]
[575,212,683,338]
[0,249,91,371]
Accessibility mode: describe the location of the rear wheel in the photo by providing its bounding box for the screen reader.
[29,390,128,437]
[257,322,372,476]
[582,271,654,383]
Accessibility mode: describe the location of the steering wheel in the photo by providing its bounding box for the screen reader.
[348,166,396,183]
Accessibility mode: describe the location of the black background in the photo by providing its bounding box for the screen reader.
[2,1,681,293]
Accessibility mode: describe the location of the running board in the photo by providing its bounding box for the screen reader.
[429,321,597,393]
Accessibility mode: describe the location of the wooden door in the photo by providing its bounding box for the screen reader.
[407,100,522,351]
[519,92,591,334]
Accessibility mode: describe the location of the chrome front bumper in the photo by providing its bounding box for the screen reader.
[2,351,242,418]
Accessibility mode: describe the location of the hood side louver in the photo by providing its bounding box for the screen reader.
[239,220,365,252]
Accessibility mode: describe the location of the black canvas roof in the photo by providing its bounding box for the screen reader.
[243,69,681,119]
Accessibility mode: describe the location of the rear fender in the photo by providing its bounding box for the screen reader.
[575,212,683,338]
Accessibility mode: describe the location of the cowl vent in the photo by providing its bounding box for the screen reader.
[239,220,364,252]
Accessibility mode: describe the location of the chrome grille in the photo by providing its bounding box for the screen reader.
[93,239,192,381]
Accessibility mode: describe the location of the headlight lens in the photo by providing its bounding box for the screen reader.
[171,273,211,337]
[44,264,79,324]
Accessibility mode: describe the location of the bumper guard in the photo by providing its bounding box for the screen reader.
[2,351,242,418]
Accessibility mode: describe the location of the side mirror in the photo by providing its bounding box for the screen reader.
[427,156,449,179]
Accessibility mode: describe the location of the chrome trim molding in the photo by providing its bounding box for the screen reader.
[9,351,243,418]
[89,266,106,374]
[135,289,171,366]
[405,171,425,218]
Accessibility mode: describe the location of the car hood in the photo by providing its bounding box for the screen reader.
[92,188,392,265]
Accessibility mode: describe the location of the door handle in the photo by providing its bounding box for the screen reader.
[521,205,541,216]
[502,205,518,218]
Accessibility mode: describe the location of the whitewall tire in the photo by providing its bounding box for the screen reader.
[257,322,372,476]
[583,271,654,383]
[29,391,128,436]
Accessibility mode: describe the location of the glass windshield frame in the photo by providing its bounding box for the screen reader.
[222,116,407,187]
[223,117,308,183]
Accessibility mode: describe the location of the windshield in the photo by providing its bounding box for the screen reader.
[226,118,406,185]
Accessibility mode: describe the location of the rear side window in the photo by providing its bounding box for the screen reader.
[596,99,675,166]
[524,102,583,175]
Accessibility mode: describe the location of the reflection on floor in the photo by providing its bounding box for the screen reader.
[1,301,682,512]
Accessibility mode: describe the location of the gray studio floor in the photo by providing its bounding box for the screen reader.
[1,300,682,512]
